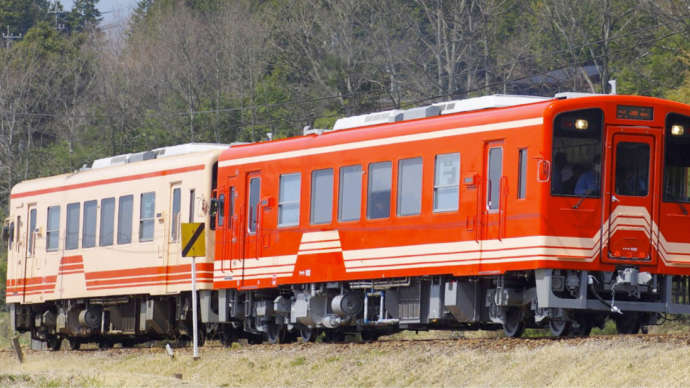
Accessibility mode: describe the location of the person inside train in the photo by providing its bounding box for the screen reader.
[574,154,601,196]
[552,152,576,195]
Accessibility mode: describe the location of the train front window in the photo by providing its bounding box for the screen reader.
[664,113,690,202]
[551,108,603,197]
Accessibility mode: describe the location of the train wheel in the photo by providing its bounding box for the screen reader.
[615,312,640,334]
[298,325,317,343]
[68,338,81,350]
[361,330,380,342]
[220,327,237,347]
[571,320,592,337]
[266,324,286,344]
[323,330,345,343]
[98,340,113,350]
[502,308,524,338]
[548,319,571,337]
[47,336,62,351]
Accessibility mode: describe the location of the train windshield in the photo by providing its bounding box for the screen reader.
[664,113,690,203]
[551,109,604,197]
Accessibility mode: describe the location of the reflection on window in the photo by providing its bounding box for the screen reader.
[487,148,502,210]
[367,161,392,219]
[339,165,361,222]
[171,188,181,241]
[83,200,97,248]
[518,149,527,199]
[551,109,603,197]
[47,205,60,251]
[65,203,80,250]
[248,177,261,233]
[139,192,155,242]
[118,195,133,244]
[28,209,36,255]
[100,197,115,246]
[664,113,690,203]
[434,153,460,212]
[398,158,422,216]
[311,169,333,224]
[279,173,300,227]
[615,142,649,197]
[218,194,225,227]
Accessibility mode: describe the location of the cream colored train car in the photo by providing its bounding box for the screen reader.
[4,143,228,349]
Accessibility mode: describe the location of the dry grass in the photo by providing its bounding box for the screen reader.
[0,333,689,387]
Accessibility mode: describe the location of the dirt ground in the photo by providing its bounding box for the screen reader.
[1,331,690,387]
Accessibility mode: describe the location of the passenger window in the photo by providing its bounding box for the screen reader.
[487,147,503,210]
[248,177,261,233]
[278,173,300,227]
[28,208,36,255]
[100,197,115,246]
[338,165,362,222]
[397,157,422,216]
[82,200,97,248]
[65,202,80,250]
[139,192,155,242]
[311,169,334,224]
[171,188,181,241]
[46,205,60,251]
[228,188,235,222]
[434,153,460,212]
[518,149,528,199]
[118,195,133,244]
[367,161,392,219]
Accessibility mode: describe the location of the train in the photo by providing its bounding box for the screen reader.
[5,93,690,349]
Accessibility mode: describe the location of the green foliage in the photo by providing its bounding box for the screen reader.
[0,0,51,36]
[65,0,102,33]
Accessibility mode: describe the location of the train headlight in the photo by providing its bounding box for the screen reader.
[671,124,685,136]
[574,119,589,130]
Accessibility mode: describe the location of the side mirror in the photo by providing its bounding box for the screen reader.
[537,159,551,183]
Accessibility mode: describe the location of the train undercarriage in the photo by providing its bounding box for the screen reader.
[10,268,690,350]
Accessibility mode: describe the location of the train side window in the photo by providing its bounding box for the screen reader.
[28,208,36,255]
[367,161,392,219]
[82,200,97,248]
[139,192,155,242]
[46,205,60,251]
[248,177,261,233]
[228,187,235,221]
[65,202,80,250]
[338,165,362,222]
[434,153,460,212]
[117,195,133,245]
[278,173,300,227]
[398,157,423,216]
[518,149,528,199]
[100,197,115,246]
[189,189,195,223]
[171,188,181,241]
[311,169,333,224]
[487,148,503,210]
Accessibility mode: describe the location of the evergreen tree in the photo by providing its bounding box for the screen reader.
[66,0,101,32]
[0,0,51,37]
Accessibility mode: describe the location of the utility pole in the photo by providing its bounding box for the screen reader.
[48,0,66,32]
[2,26,22,48]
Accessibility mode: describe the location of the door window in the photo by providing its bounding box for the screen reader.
[248,177,261,233]
[487,148,503,210]
[615,142,650,197]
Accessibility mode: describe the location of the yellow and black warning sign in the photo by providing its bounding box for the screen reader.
[181,222,206,257]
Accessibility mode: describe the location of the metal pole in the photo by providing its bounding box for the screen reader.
[192,256,199,360]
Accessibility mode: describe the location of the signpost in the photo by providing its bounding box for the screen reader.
[181,222,206,361]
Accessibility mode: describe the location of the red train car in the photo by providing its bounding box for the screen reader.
[209,94,690,340]
[7,93,690,349]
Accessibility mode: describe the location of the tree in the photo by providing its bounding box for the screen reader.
[66,0,102,33]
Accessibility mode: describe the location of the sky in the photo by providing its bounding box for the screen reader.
[60,0,140,27]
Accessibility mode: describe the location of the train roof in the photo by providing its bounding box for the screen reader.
[218,94,690,167]
[10,144,229,199]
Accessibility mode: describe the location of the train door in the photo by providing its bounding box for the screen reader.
[603,129,659,265]
[242,172,263,280]
[480,142,506,261]
[220,176,241,275]
[167,183,182,293]
[22,205,37,302]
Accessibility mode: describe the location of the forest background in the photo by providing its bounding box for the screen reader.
[2,0,690,307]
